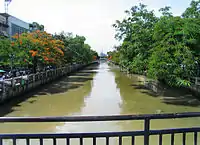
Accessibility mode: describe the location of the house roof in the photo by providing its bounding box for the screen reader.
[0,13,10,18]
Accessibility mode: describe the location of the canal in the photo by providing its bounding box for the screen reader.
[0,62,200,145]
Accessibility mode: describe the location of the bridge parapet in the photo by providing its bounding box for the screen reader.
[0,112,199,145]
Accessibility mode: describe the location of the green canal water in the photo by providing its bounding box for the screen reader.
[0,62,200,145]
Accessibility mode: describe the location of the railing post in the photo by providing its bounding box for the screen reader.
[0,137,2,145]
[144,118,150,145]
[2,81,6,101]
[195,77,198,85]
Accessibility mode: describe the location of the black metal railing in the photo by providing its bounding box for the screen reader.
[0,112,200,145]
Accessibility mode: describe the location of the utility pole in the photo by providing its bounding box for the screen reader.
[4,1,8,13]
[4,0,12,14]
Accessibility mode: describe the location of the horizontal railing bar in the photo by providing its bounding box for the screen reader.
[0,112,200,122]
[0,131,145,139]
[1,127,200,139]
[149,127,200,135]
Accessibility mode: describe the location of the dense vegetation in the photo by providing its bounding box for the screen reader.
[0,30,98,73]
[54,32,98,64]
[108,0,200,87]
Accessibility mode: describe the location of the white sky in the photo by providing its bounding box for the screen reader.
[0,0,192,53]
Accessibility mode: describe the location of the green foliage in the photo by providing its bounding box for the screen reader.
[0,31,97,70]
[0,37,25,66]
[182,0,200,18]
[112,1,200,87]
[30,22,44,31]
[54,32,98,64]
[113,3,157,74]
[107,50,120,64]
[148,16,200,86]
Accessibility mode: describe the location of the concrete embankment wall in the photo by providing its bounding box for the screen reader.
[188,77,200,95]
[133,74,200,106]
[0,62,98,104]
[130,73,200,97]
[108,60,200,97]
[132,74,166,95]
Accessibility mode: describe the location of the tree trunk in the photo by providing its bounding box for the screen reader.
[33,56,37,73]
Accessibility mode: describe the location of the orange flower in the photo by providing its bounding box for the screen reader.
[29,50,38,57]
[48,58,54,62]
[44,56,48,61]
[93,56,97,60]
[29,50,34,53]
[11,42,15,46]
[12,35,18,39]
[11,30,64,65]
[60,51,64,56]
[32,52,37,57]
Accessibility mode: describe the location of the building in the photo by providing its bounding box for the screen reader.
[0,14,9,37]
[0,13,44,38]
[0,13,30,37]
[8,15,30,36]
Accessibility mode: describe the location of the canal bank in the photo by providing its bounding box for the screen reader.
[0,62,98,104]
[0,62,199,145]
[108,61,200,106]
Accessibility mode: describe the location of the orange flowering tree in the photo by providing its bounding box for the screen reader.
[12,30,64,72]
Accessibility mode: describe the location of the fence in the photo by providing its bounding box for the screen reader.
[188,77,200,95]
[190,77,200,86]
[0,112,200,145]
[0,62,97,104]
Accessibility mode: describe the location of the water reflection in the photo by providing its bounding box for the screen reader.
[56,62,122,133]
[80,63,122,116]
[112,65,200,145]
[0,64,98,133]
[0,62,200,145]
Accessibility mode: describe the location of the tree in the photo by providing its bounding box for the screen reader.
[112,2,200,87]
[0,36,28,69]
[53,32,98,64]
[29,22,45,31]
[12,30,64,72]
[159,6,173,17]
[182,0,200,18]
[148,16,200,86]
[113,3,157,74]
[0,30,97,73]
[107,50,120,64]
